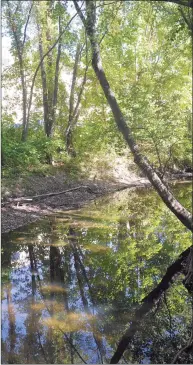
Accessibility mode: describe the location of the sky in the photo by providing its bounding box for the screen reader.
[2,36,13,68]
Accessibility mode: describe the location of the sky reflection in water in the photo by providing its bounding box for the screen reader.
[1,184,192,364]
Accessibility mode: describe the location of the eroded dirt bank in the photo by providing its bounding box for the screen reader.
[1,173,150,233]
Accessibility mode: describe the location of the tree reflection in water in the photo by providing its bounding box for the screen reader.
[1,184,192,364]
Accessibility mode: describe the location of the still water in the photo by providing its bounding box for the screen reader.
[1,184,192,364]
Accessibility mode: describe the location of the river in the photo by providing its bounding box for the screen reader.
[1,183,192,364]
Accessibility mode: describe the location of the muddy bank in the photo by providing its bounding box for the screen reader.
[1,173,150,233]
[2,170,192,234]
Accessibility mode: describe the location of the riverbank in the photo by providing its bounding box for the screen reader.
[1,172,150,233]
[2,169,192,234]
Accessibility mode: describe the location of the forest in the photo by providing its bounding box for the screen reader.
[1,0,193,364]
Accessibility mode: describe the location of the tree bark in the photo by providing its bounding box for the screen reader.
[66,40,88,157]
[66,43,81,156]
[20,58,28,142]
[37,22,50,137]
[52,16,62,128]
[46,2,54,138]
[73,0,193,232]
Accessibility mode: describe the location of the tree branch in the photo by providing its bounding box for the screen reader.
[22,1,34,49]
[72,36,89,121]
[53,15,62,109]
[110,246,191,363]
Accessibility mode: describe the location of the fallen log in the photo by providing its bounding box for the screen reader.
[1,182,150,208]
[1,185,96,206]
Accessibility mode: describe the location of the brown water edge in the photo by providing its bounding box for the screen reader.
[1,176,191,234]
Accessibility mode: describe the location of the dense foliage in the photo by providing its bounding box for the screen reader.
[2,0,192,176]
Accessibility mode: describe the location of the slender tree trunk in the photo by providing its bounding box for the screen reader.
[37,23,50,137]
[37,18,53,164]
[52,16,62,128]
[66,40,88,157]
[73,0,193,232]
[66,43,81,156]
[36,6,62,163]
[20,57,28,142]
[46,3,54,139]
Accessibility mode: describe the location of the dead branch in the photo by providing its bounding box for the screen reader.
[2,185,97,206]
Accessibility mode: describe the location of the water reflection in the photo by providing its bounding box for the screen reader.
[1,184,192,364]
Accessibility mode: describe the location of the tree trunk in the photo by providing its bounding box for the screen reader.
[66,43,81,156]
[52,16,62,128]
[20,57,28,142]
[37,22,50,137]
[73,0,193,232]
[36,6,62,163]
[37,20,53,164]
[46,2,54,138]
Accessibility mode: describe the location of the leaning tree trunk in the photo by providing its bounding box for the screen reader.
[73,0,193,232]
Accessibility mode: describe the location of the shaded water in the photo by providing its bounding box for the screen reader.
[1,184,192,364]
